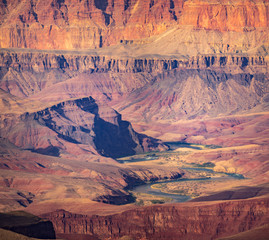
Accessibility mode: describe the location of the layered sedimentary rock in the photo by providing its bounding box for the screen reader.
[0,0,268,50]
[179,0,269,31]
[0,50,267,110]
[0,50,268,131]
[0,0,182,49]
[0,50,267,73]
[42,197,269,240]
[0,96,167,158]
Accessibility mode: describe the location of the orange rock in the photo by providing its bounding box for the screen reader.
[0,0,267,50]
[180,0,269,31]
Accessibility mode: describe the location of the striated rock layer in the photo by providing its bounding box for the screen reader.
[0,50,267,74]
[0,0,268,50]
[42,197,269,240]
[0,50,267,116]
[0,49,268,141]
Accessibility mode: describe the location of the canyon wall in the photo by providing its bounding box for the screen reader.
[0,0,268,50]
[0,50,267,98]
[42,197,269,240]
[0,50,267,121]
[0,50,267,73]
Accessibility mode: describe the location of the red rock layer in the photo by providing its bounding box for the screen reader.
[42,197,269,240]
[0,0,268,50]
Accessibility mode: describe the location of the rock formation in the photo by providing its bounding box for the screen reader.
[0,50,267,122]
[41,197,269,240]
[0,50,267,74]
[0,0,268,50]
[0,96,167,158]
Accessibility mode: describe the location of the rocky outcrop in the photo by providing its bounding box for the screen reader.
[0,50,267,73]
[0,50,191,73]
[0,0,268,50]
[41,197,269,240]
[0,96,167,158]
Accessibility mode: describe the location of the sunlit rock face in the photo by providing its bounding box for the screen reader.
[0,0,268,50]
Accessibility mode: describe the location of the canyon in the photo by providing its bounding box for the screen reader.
[0,0,268,239]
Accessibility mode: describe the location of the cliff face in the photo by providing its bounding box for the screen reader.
[179,0,269,32]
[0,0,183,49]
[0,96,167,158]
[0,0,268,50]
[42,197,269,240]
[0,50,267,101]
[0,50,267,73]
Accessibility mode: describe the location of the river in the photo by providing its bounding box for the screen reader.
[118,143,245,203]
[131,173,244,203]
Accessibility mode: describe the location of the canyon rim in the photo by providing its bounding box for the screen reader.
[0,0,269,239]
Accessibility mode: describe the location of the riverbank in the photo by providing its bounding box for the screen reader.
[130,172,246,205]
[117,143,253,206]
